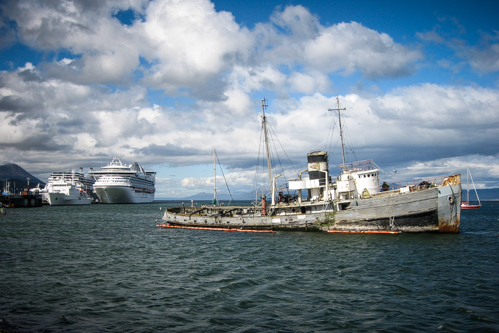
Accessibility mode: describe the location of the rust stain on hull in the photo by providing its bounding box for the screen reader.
[443,174,461,186]
[438,217,460,233]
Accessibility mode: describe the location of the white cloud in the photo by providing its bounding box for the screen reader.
[417,21,499,74]
[402,154,499,189]
[73,133,98,152]
[303,22,423,78]
[270,5,320,40]
[139,0,253,95]
[1,0,499,195]
[467,31,499,73]
[3,56,499,189]
[181,176,211,189]
[371,84,499,130]
[252,6,423,79]
[5,1,423,91]
[288,71,331,94]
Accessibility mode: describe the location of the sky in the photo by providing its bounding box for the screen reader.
[0,0,498,199]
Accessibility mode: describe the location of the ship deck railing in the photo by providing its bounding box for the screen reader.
[388,175,449,191]
[167,205,264,217]
[343,159,375,171]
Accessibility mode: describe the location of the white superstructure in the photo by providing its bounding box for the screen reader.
[90,157,156,204]
[43,169,95,205]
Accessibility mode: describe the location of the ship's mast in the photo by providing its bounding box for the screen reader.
[213,149,218,205]
[466,167,470,202]
[261,98,273,189]
[328,96,347,171]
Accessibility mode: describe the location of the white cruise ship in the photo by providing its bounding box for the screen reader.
[89,157,156,204]
[42,169,95,205]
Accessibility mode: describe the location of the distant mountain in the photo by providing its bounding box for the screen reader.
[0,163,45,191]
[189,192,213,199]
[472,188,499,201]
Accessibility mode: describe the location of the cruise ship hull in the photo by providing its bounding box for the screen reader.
[90,157,156,204]
[44,192,92,206]
[41,170,96,206]
[94,186,154,204]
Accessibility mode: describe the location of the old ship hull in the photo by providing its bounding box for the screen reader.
[162,176,461,233]
[161,99,461,234]
[331,180,460,233]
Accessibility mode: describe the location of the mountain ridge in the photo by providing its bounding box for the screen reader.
[0,163,46,191]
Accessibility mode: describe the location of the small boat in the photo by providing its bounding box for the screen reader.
[461,167,481,209]
[161,97,462,233]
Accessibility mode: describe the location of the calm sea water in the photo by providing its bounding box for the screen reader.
[1,201,498,332]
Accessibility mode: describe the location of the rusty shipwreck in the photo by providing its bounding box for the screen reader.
[161,98,461,233]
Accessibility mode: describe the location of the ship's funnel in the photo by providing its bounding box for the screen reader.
[307,151,328,183]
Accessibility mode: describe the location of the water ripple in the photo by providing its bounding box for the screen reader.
[1,202,498,332]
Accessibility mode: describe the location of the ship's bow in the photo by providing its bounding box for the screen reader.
[437,174,461,233]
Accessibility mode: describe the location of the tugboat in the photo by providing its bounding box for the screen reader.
[160,98,461,233]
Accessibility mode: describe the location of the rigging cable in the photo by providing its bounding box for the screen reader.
[341,120,358,163]
[266,122,298,194]
[325,115,341,162]
[214,150,234,205]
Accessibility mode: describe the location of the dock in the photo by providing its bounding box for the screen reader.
[0,191,43,208]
